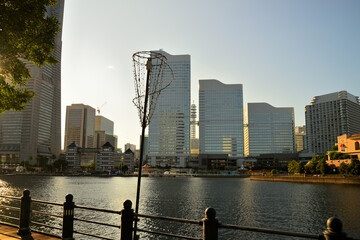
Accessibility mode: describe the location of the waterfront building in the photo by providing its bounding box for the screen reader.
[95,142,114,172]
[295,125,307,152]
[199,80,244,159]
[139,135,149,162]
[0,1,65,165]
[305,91,360,154]
[148,50,191,167]
[336,133,360,160]
[64,104,96,149]
[122,149,135,174]
[124,143,136,152]
[245,103,295,157]
[65,142,81,169]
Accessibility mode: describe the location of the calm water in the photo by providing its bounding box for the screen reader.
[0,176,359,240]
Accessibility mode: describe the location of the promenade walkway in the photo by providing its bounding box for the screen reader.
[0,224,60,239]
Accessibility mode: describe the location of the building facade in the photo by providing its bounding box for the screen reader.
[94,115,116,148]
[245,103,295,157]
[64,104,96,149]
[148,50,191,167]
[305,91,360,154]
[199,80,244,158]
[295,125,307,152]
[0,1,65,164]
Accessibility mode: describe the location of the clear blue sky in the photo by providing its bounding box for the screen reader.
[61,0,360,150]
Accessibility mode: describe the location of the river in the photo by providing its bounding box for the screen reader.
[0,176,359,239]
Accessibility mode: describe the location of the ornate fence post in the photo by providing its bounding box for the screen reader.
[120,200,134,240]
[323,217,348,240]
[17,189,33,240]
[202,207,219,240]
[62,194,75,240]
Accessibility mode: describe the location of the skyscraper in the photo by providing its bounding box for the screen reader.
[199,80,244,158]
[305,91,360,154]
[94,115,116,148]
[0,1,65,164]
[244,103,295,157]
[148,50,191,167]
[64,104,96,149]
[295,125,306,152]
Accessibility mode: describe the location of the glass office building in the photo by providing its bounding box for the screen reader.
[148,50,191,167]
[0,1,64,164]
[64,104,96,149]
[245,103,295,156]
[199,80,244,158]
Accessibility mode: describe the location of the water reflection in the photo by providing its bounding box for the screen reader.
[0,176,359,240]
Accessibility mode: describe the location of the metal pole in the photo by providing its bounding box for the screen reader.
[133,59,152,239]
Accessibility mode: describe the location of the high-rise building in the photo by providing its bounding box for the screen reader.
[0,1,65,164]
[199,80,244,158]
[94,115,116,148]
[64,104,96,149]
[245,103,295,157]
[148,50,191,167]
[295,125,306,152]
[305,91,360,154]
[190,103,199,155]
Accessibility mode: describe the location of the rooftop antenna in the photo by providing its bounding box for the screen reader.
[132,51,173,237]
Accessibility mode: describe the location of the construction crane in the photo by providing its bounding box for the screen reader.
[97,102,107,115]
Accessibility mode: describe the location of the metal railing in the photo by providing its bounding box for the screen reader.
[0,190,358,240]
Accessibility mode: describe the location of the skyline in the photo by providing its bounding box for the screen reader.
[61,0,360,150]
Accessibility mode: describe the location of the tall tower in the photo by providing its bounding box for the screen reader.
[64,104,96,149]
[245,103,295,157]
[190,103,199,154]
[305,91,360,154]
[199,80,244,158]
[94,115,116,148]
[0,1,65,164]
[148,50,191,167]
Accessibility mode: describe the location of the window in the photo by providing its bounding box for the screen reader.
[355,142,360,150]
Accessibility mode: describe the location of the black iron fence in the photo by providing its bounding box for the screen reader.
[0,190,358,240]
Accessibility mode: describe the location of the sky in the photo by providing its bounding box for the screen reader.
[61,0,360,150]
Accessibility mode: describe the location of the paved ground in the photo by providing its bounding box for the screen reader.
[0,224,60,240]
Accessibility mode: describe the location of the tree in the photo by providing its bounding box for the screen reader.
[270,169,279,175]
[121,165,129,174]
[339,162,349,175]
[288,160,299,174]
[316,159,329,175]
[0,0,60,113]
[349,159,360,175]
[53,159,68,170]
[296,162,305,174]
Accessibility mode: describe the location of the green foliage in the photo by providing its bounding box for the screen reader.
[316,159,330,175]
[53,159,68,170]
[270,169,279,175]
[349,159,360,175]
[0,0,60,113]
[121,165,129,173]
[288,160,299,174]
[330,145,338,151]
[296,162,305,174]
[339,162,349,174]
[89,162,95,171]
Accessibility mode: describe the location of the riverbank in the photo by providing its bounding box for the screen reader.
[250,175,360,185]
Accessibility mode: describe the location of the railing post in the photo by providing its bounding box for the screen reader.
[323,217,348,240]
[62,194,74,240]
[17,189,34,240]
[120,200,134,240]
[202,207,219,240]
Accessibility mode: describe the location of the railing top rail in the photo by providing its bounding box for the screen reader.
[32,199,63,207]
[136,213,201,225]
[221,223,322,239]
[0,195,21,201]
[74,204,121,215]
[136,227,202,240]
